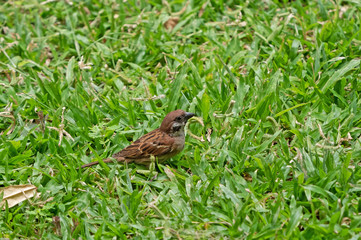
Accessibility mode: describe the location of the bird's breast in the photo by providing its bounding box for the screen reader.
[172,135,185,153]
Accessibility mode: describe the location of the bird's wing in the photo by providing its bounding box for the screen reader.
[112,129,174,159]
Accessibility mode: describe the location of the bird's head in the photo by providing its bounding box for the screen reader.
[160,109,195,136]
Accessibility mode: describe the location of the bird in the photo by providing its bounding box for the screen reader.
[80,109,195,168]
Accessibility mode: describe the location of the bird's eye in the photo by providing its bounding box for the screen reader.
[175,116,182,121]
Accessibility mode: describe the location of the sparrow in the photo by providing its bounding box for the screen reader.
[80,109,195,168]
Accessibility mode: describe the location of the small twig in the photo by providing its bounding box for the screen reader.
[315,143,351,150]
[132,94,165,101]
[78,56,93,70]
[36,110,46,132]
[317,123,327,140]
[339,132,352,144]
[186,116,205,142]
[172,1,189,16]
[47,107,74,146]
[213,112,234,118]
[0,103,16,135]
[206,128,212,142]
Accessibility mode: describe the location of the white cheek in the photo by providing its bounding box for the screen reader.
[172,122,182,129]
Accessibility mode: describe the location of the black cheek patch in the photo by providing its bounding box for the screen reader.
[172,125,181,132]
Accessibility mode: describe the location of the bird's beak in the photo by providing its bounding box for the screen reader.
[185,112,195,120]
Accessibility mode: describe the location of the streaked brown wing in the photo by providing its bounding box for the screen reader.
[112,129,174,159]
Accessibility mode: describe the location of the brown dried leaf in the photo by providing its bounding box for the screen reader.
[164,17,179,30]
[0,184,38,209]
[243,172,252,182]
[0,110,16,135]
[52,216,61,235]
[198,2,207,17]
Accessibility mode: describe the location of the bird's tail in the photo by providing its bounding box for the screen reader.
[80,157,128,169]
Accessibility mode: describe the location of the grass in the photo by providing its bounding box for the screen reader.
[1,0,361,238]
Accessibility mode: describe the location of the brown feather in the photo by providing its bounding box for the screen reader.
[112,129,174,161]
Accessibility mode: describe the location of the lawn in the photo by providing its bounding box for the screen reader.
[1,0,361,239]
